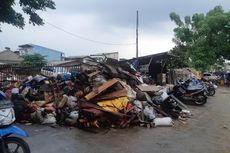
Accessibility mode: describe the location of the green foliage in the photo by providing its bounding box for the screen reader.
[169,45,190,69]
[169,6,230,71]
[21,53,47,67]
[0,0,55,31]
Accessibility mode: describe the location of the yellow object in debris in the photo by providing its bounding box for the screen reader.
[97,97,129,112]
[90,120,100,128]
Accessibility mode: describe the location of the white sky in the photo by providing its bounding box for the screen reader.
[0,0,229,59]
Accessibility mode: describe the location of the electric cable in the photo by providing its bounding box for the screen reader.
[44,20,136,46]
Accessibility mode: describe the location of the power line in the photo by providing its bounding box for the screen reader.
[44,20,136,46]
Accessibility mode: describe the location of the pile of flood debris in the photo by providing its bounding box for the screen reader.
[1,58,191,129]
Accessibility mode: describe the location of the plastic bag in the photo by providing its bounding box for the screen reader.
[143,106,155,120]
[42,113,56,124]
[133,100,142,112]
[0,108,15,126]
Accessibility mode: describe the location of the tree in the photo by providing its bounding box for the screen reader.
[169,6,230,71]
[0,0,55,31]
[21,53,47,67]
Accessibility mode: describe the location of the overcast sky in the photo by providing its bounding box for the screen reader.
[0,0,230,59]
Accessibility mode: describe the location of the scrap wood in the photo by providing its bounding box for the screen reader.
[34,101,47,107]
[88,71,100,78]
[79,101,129,118]
[120,115,136,128]
[85,105,129,118]
[103,64,119,76]
[102,109,129,118]
[153,105,168,116]
[81,108,106,118]
[106,58,119,66]
[58,95,68,108]
[94,88,128,101]
[85,78,119,101]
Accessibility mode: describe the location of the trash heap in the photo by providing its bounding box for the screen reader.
[5,58,191,129]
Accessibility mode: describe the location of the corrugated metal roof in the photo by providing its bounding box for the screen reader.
[0,50,23,64]
[119,51,175,65]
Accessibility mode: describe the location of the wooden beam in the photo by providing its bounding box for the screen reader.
[85,78,119,101]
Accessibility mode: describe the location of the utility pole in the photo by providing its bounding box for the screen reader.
[136,10,139,58]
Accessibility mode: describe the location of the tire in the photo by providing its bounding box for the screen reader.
[194,96,207,105]
[5,137,31,153]
[208,88,215,96]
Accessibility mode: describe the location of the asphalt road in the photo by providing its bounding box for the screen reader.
[19,87,230,153]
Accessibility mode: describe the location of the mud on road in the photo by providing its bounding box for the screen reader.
[20,87,230,153]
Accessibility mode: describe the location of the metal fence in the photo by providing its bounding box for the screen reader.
[0,65,41,81]
[41,65,81,77]
[0,65,81,82]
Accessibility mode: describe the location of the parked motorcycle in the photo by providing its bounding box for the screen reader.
[0,90,30,153]
[202,81,216,96]
[0,125,30,153]
[189,78,216,96]
[171,79,207,105]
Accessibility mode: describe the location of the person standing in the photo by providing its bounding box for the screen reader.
[226,73,230,87]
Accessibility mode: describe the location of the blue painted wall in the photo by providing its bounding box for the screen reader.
[25,44,64,61]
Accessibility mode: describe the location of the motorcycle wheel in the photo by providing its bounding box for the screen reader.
[5,137,31,153]
[208,88,215,96]
[194,96,207,105]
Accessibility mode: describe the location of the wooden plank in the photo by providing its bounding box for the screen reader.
[85,78,119,101]
[94,88,128,100]
[88,71,100,78]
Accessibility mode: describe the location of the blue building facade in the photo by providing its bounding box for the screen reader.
[19,44,64,61]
